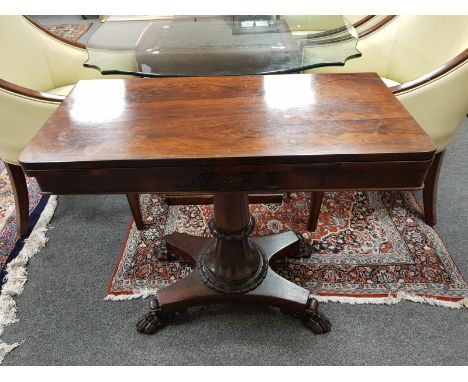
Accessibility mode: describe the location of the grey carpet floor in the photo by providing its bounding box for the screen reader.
[2,119,467,365]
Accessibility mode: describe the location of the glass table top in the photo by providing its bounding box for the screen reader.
[85,15,361,77]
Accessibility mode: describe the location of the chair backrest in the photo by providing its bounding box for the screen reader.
[387,16,468,83]
[281,15,368,34]
[0,16,56,92]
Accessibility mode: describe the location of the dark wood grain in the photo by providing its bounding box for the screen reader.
[296,16,397,46]
[307,191,324,232]
[358,16,397,38]
[4,162,29,237]
[423,151,445,226]
[159,230,307,311]
[23,159,434,194]
[0,79,65,103]
[391,49,468,95]
[354,15,377,29]
[20,73,435,173]
[125,193,144,230]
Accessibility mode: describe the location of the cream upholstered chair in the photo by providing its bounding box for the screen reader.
[305,15,468,230]
[0,16,143,237]
[281,15,388,36]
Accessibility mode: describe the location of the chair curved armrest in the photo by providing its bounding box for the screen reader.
[391,49,468,95]
[290,16,397,44]
[353,16,377,29]
[358,16,397,38]
[307,17,400,77]
[23,15,86,50]
[328,16,398,44]
[394,56,468,152]
[297,16,377,40]
[0,79,65,102]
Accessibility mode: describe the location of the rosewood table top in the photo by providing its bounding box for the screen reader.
[21,73,435,170]
[20,73,436,195]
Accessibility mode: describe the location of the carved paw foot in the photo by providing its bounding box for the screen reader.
[136,311,168,334]
[288,233,311,259]
[156,242,178,262]
[302,310,332,334]
[136,298,173,335]
[302,297,331,334]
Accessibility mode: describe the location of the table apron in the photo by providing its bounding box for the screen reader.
[23,159,433,194]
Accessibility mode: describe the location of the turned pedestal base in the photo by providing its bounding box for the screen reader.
[136,192,331,335]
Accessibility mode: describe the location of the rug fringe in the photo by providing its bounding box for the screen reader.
[105,288,467,309]
[314,292,467,309]
[105,288,158,301]
[0,195,57,364]
[314,294,399,305]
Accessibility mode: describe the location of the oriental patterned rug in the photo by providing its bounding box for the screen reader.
[107,191,468,308]
[0,161,57,362]
[44,23,93,42]
[0,162,47,283]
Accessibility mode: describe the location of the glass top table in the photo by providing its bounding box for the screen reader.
[85,15,361,76]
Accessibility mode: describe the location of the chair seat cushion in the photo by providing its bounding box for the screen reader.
[380,77,401,88]
[47,85,75,96]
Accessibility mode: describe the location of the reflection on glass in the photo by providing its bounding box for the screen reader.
[85,15,361,77]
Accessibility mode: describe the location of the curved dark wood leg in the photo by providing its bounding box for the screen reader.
[251,231,309,261]
[5,162,29,238]
[307,191,324,231]
[136,193,331,335]
[423,151,445,227]
[137,254,330,334]
[153,266,311,314]
[164,232,212,266]
[126,193,145,230]
[251,231,299,261]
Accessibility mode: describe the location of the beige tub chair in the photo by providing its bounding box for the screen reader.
[0,16,143,237]
[281,15,389,36]
[305,15,468,230]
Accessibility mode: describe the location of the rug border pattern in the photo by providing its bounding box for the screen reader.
[106,192,468,308]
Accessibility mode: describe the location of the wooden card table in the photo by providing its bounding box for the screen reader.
[20,73,436,335]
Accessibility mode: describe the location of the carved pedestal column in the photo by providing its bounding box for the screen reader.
[198,193,268,294]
